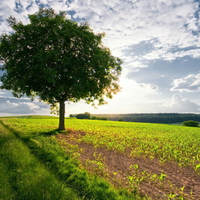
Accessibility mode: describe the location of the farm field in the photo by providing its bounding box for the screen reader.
[1,116,200,199]
[0,116,139,200]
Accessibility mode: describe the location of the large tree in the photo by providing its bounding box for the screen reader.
[0,8,122,130]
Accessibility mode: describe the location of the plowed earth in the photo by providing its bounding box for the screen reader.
[56,130,200,200]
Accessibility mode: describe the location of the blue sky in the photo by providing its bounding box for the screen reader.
[1,0,200,116]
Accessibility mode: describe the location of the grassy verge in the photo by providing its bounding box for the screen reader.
[0,122,79,200]
[0,119,139,200]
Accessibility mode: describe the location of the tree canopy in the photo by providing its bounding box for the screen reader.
[0,8,122,130]
[183,120,199,127]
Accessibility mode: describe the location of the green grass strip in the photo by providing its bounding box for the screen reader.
[0,122,80,200]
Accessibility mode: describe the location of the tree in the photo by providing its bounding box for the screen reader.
[183,120,199,127]
[0,8,122,130]
[76,112,91,119]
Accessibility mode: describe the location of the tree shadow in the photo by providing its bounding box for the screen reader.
[39,129,60,136]
[39,129,71,137]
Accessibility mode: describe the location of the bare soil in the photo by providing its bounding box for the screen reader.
[56,130,200,200]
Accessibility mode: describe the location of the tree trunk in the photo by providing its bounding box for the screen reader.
[59,100,65,131]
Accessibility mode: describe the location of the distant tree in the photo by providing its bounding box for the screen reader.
[99,117,108,120]
[131,117,137,122]
[0,8,122,130]
[183,120,199,127]
[91,116,108,120]
[91,116,97,120]
[84,112,91,119]
[76,112,91,119]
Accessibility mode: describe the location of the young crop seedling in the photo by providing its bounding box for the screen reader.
[195,164,200,173]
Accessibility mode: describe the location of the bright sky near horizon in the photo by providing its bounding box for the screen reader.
[1,0,200,116]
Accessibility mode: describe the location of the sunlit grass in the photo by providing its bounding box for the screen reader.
[1,118,138,200]
[0,123,80,200]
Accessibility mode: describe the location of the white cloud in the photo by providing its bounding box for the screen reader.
[144,48,200,61]
[63,0,200,49]
[122,58,148,69]
[139,83,159,91]
[0,96,50,115]
[160,94,200,112]
[1,0,200,115]
[1,0,199,55]
[171,73,200,92]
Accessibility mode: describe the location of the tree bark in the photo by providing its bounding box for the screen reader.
[59,100,65,130]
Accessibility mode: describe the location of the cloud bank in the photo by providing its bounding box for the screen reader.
[0,95,50,115]
[171,73,200,92]
[1,0,200,115]
[160,94,200,112]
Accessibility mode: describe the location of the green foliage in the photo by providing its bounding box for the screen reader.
[91,116,108,120]
[75,112,108,120]
[76,112,91,119]
[49,103,59,116]
[0,8,122,130]
[183,120,199,127]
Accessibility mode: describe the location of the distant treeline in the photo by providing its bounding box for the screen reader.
[90,113,200,123]
[69,112,108,121]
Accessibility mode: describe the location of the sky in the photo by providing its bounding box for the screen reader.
[1,0,200,116]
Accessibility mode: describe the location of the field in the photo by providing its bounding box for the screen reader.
[0,116,200,199]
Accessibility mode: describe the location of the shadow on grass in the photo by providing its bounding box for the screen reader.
[39,128,72,137]
[40,129,60,136]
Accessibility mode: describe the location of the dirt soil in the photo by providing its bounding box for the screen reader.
[56,130,200,200]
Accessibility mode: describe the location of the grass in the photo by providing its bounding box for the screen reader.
[1,116,200,199]
[0,115,59,119]
[0,117,138,200]
[0,122,79,200]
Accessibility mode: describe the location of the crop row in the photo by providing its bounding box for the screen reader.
[68,119,200,170]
